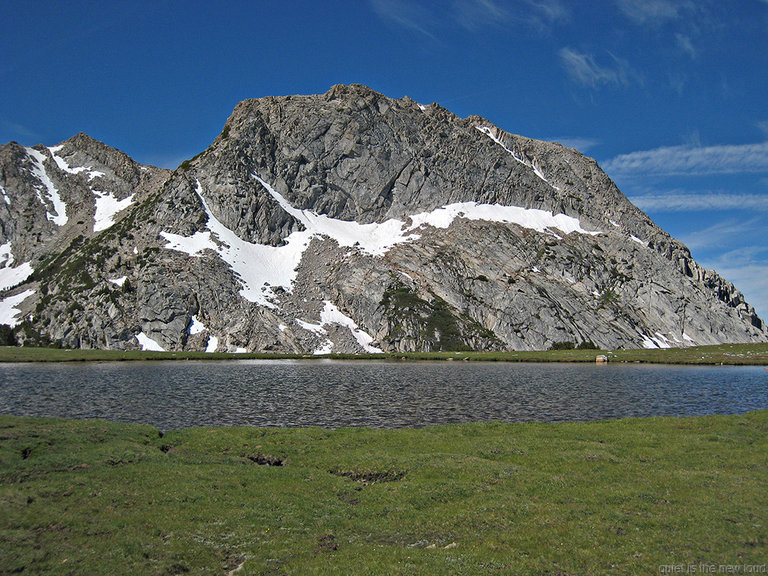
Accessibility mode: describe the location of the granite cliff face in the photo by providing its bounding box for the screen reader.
[1,84,765,352]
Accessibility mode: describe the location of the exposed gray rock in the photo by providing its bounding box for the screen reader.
[0,84,765,352]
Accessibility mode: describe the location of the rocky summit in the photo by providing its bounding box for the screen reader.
[1,84,765,353]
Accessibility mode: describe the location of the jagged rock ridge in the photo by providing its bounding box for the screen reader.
[0,84,765,352]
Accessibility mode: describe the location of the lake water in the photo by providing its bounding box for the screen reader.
[0,360,766,430]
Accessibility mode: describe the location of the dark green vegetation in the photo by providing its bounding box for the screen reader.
[1,342,767,365]
[380,279,501,352]
[2,412,767,574]
[548,340,599,351]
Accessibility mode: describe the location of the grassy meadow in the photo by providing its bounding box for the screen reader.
[2,411,767,575]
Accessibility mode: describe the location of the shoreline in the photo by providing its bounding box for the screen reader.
[1,342,767,365]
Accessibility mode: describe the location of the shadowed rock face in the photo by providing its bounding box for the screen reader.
[1,84,765,353]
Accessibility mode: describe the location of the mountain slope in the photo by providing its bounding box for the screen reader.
[1,84,765,352]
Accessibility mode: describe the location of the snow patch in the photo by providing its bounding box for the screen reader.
[531,161,548,182]
[476,126,526,164]
[0,243,13,267]
[314,340,334,355]
[186,316,219,353]
[259,174,599,242]
[161,181,314,308]
[49,146,87,175]
[93,190,134,232]
[205,335,219,353]
[0,184,10,205]
[135,332,165,352]
[406,201,599,237]
[630,235,646,246]
[0,289,34,327]
[49,146,105,181]
[162,178,599,309]
[187,315,206,335]
[161,230,214,256]
[640,332,673,349]
[26,148,67,226]
[295,302,382,353]
[234,347,248,353]
[255,175,421,256]
[0,243,34,292]
[278,323,287,332]
[610,220,620,228]
[476,125,555,188]
[319,301,383,353]
[654,332,673,348]
[296,318,326,336]
[108,276,127,288]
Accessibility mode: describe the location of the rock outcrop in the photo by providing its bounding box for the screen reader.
[1,84,765,352]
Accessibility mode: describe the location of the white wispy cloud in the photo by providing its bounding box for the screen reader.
[452,0,507,30]
[667,72,687,95]
[603,141,768,176]
[558,48,640,88]
[530,0,569,22]
[368,0,438,40]
[675,33,697,58]
[678,218,762,251]
[370,0,567,37]
[0,118,45,143]
[614,0,690,24]
[682,130,703,148]
[507,0,569,30]
[451,0,569,31]
[629,192,768,213]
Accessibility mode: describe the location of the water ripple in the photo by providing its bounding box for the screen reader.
[0,360,766,430]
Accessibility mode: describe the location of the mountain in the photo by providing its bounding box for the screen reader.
[1,84,765,353]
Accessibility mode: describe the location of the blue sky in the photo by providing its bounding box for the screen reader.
[2,0,767,320]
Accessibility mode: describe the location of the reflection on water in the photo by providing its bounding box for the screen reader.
[1,360,766,430]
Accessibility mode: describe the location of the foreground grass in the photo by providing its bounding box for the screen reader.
[1,412,767,575]
[1,342,768,365]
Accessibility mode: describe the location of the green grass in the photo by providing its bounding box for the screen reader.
[1,412,767,574]
[1,342,768,365]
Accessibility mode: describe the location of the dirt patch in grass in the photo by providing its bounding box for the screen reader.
[330,467,406,484]
[241,453,284,466]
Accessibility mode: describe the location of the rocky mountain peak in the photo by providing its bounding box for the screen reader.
[0,85,765,352]
[324,82,384,101]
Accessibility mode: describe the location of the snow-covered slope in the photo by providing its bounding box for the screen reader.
[26,147,68,226]
[161,176,601,310]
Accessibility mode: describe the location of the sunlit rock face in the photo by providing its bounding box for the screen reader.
[1,84,765,352]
